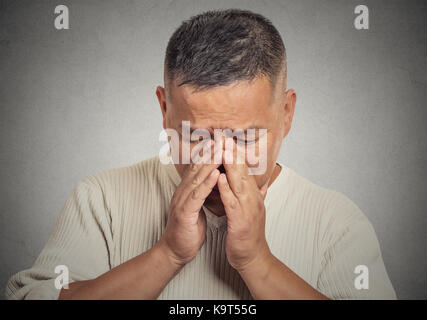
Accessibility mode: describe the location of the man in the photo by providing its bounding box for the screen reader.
[5,9,396,300]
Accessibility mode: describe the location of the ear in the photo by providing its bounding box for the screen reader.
[282,88,297,138]
[156,85,167,130]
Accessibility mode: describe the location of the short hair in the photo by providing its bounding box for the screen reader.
[164,9,286,93]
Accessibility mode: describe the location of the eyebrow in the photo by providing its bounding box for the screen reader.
[179,124,265,134]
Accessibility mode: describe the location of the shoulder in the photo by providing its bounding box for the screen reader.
[65,156,176,211]
[281,166,372,245]
[77,156,168,191]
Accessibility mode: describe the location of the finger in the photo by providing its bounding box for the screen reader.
[223,139,257,198]
[260,178,270,199]
[179,146,223,198]
[190,138,214,165]
[181,139,215,180]
[217,173,240,218]
[184,168,220,213]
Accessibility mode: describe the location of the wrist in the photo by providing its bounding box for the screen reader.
[153,238,187,272]
[237,247,274,281]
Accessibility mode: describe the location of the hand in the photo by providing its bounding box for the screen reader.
[159,148,222,267]
[217,146,271,273]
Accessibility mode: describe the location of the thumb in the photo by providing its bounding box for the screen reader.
[260,178,270,199]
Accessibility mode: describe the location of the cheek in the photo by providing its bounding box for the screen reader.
[261,132,283,180]
[242,134,273,182]
[245,132,280,163]
[268,132,282,160]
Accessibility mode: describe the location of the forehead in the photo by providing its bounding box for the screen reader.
[167,76,276,129]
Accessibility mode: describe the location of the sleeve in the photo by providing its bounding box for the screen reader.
[4,176,114,300]
[316,193,397,300]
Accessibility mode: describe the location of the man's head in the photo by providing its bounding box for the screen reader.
[156,9,296,212]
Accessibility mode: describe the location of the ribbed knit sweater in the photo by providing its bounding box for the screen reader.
[5,154,396,299]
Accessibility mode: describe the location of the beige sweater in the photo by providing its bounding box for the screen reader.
[5,154,396,299]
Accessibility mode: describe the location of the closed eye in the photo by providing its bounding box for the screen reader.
[236,138,257,144]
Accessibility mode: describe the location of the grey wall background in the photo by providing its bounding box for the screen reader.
[0,0,426,299]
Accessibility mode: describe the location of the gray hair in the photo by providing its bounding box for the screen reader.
[164,9,286,93]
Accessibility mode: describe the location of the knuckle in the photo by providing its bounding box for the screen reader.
[168,211,180,225]
[229,198,239,210]
[233,184,243,195]
[191,189,199,200]
[189,163,198,173]
[191,176,201,187]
